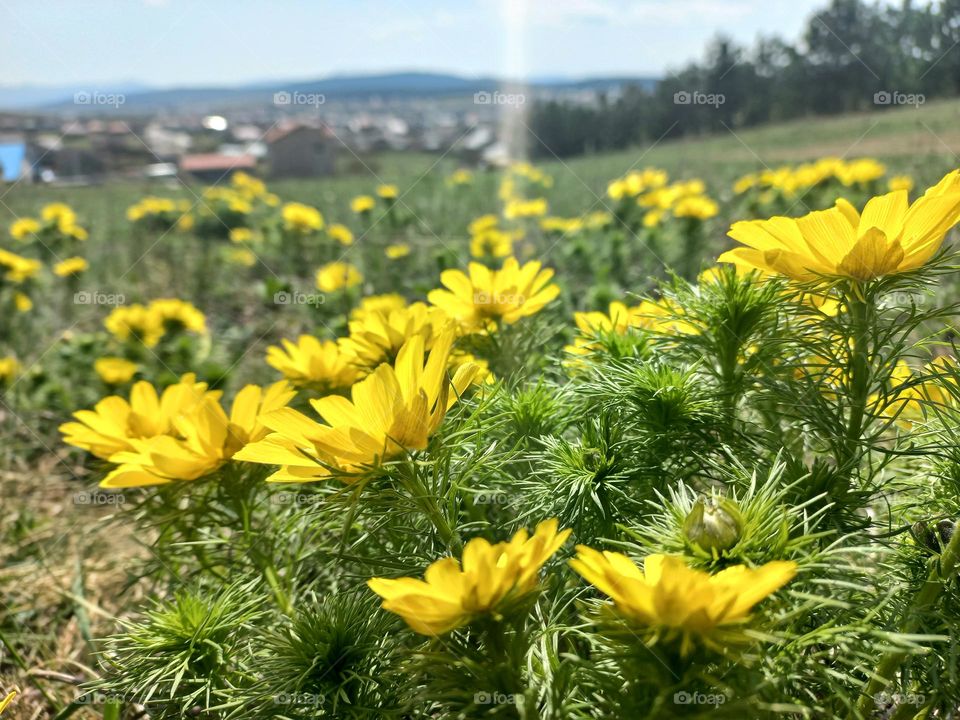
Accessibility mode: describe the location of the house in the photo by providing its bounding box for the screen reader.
[144,122,192,159]
[179,153,257,183]
[0,136,34,183]
[265,125,334,178]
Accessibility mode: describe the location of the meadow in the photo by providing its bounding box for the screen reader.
[3,99,960,719]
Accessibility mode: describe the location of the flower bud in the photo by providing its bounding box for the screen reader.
[911,519,956,554]
[683,497,743,553]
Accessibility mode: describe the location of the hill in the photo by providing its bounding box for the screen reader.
[0,72,659,114]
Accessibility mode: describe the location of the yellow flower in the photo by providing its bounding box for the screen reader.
[150,298,208,336]
[564,301,649,357]
[0,690,16,714]
[100,381,295,488]
[607,179,628,200]
[570,548,797,655]
[583,210,612,229]
[470,229,513,258]
[0,356,19,384]
[341,301,450,369]
[878,356,960,428]
[0,249,42,282]
[60,373,221,461]
[368,519,571,635]
[503,197,548,219]
[564,300,687,357]
[104,304,164,347]
[468,214,499,235]
[63,222,88,240]
[673,196,719,220]
[916,356,960,413]
[719,170,960,282]
[448,168,474,186]
[377,184,398,200]
[540,217,584,235]
[351,195,376,214]
[41,202,76,226]
[104,299,206,347]
[316,261,363,292]
[266,335,360,392]
[175,213,194,232]
[235,330,480,482]
[53,256,89,277]
[231,171,267,197]
[888,175,914,193]
[227,197,253,214]
[282,202,324,234]
[733,174,757,194]
[127,196,177,223]
[351,293,408,321]
[508,162,553,187]
[94,357,138,385]
[327,223,354,246]
[226,247,256,267]
[836,158,885,186]
[428,257,560,330]
[13,292,32,313]
[229,227,254,243]
[639,180,706,210]
[643,210,664,228]
[575,302,647,335]
[608,168,669,200]
[10,217,40,241]
[385,242,410,259]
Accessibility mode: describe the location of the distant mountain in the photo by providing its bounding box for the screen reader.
[0,72,659,114]
[0,82,152,110]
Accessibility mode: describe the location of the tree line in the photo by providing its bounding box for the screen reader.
[528,0,960,158]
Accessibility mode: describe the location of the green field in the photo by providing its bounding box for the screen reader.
[3,99,959,401]
[5,100,960,720]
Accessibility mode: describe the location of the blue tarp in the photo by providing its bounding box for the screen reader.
[0,143,27,181]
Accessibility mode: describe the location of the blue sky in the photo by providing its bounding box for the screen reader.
[3,0,841,87]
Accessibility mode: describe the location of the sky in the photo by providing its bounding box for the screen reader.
[2,0,843,88]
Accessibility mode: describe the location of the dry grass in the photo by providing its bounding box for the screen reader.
[1,446,147,719]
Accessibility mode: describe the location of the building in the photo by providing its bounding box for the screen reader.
[144,122,193,159]
[265,124,334,178]
[179,153,257,183]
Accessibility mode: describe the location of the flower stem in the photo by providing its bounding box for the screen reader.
[399,460,462,554]
[840,289,871,475]
[854,521,960,717]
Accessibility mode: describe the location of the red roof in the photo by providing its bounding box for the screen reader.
[265,123,333,144]
[180,153,256,172]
